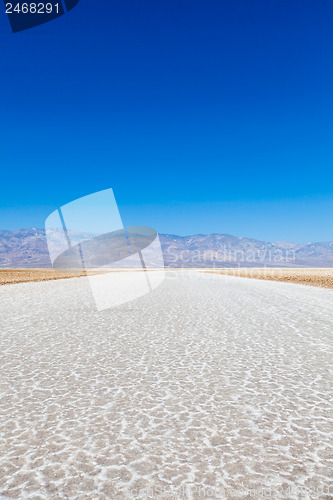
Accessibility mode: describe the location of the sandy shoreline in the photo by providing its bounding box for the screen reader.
[203,267,333,289]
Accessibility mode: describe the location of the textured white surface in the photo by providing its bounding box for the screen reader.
[0,271,332,499]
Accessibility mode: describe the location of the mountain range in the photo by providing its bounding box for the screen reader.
[1,228,333,268]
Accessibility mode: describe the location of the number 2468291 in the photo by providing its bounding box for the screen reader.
[6,3,60,14]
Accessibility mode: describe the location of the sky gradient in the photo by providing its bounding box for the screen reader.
[1,0,333,243]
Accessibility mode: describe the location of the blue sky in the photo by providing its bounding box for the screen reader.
[1,0,333,243]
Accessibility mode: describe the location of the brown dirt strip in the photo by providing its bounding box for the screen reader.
[203,268,333,289]
[0,269,88,285]
[0,268,163,285]
[2,268,333,289]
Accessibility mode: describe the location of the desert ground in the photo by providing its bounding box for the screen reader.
[0,270,332,499]
[204,267,333,289]
[0,269,142,285]
[0,269,163,286]
[0,269,87,285]
[1,267,333,289]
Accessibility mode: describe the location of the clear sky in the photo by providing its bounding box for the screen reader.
[1,0,333,243]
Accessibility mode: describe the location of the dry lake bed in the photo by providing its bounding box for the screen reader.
[0,271,332,499]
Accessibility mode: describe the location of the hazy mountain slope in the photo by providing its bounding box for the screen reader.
[159,234,333,267]
[1,229,333,268]
[0,228,51,268]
